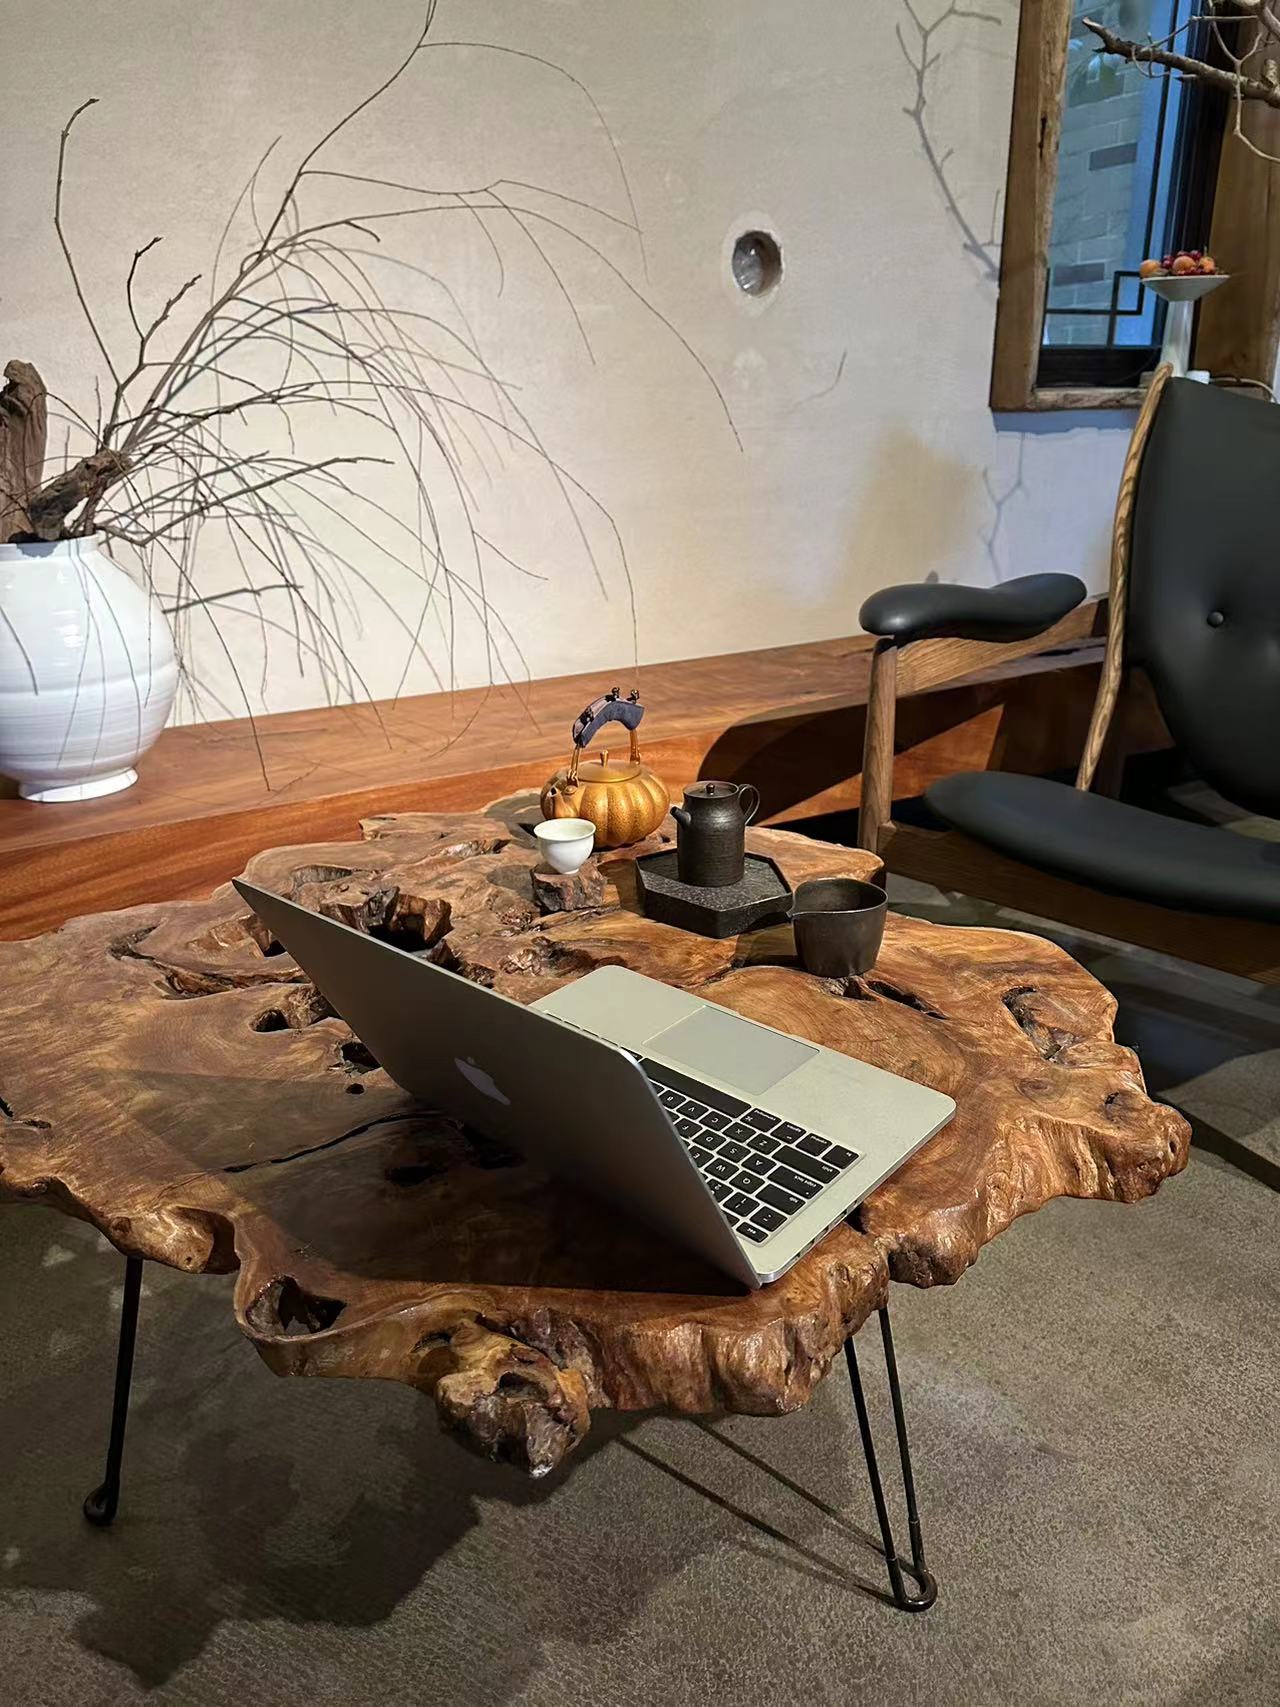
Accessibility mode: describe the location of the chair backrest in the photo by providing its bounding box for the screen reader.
[1127,376,1280,818]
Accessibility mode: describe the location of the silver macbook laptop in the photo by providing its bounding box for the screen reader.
[235,880,955,1289]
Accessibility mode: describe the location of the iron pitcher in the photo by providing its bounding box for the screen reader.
[671,780,760,888]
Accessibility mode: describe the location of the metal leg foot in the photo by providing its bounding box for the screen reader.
[844,1303,937,1612]
[83,1255,143,1528]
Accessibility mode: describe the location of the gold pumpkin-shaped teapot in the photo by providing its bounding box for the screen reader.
[540,689,669,848]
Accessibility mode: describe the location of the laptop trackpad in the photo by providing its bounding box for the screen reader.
[648,1004,816,1096]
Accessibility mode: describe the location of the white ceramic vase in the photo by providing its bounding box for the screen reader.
[0,534,178,802]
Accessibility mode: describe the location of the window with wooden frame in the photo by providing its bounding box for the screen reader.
[990,0,1280,409]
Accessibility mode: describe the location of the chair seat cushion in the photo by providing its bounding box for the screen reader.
[925,772,1280,922]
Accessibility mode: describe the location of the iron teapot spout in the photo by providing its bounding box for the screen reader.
[671,805,692,828]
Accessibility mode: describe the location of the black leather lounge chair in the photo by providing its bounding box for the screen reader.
[854,366,1280,987]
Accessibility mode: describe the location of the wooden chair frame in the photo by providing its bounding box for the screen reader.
[858,367,1280,987]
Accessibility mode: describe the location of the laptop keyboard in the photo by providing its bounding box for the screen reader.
[640,1058,860,1249]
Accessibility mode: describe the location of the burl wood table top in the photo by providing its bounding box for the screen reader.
[0,805,1189,1474]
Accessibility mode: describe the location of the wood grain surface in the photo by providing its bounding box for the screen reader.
[1197,100,1280,389]
[884,820,1280,986]
[1077,366,1170,793]
[989,0,1072,410]
[0,807,1189,1473]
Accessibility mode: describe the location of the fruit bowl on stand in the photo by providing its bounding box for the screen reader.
[1138,251,1230,380]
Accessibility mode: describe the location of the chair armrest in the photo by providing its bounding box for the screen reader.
[859,573,1087,646]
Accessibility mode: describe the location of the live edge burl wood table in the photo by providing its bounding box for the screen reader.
[0,804,1189,1612]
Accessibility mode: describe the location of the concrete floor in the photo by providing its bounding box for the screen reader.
[2,882,1278,1706]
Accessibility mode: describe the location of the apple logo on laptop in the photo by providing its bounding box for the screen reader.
[455,1056,511,1105]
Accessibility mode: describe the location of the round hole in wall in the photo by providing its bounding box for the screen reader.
[731,230,782,297]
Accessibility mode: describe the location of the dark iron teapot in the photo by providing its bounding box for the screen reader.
[671,780,760,888]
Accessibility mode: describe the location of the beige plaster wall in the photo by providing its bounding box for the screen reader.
[2,0,1130,721]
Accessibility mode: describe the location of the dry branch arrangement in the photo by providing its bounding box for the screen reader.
[0,2,736,736]
[1084,1,1280,160]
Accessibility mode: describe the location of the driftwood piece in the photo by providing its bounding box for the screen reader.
[531,857,607,914]
[0,361,48,540]
[26,448,131,541]
[0,808,1189,1474]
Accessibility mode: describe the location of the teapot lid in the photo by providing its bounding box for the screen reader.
[565,749,644,785]
[584,751,643,783]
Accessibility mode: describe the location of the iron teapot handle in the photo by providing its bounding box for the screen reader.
[567,688,644,782]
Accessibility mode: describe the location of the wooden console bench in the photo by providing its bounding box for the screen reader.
[0,605,1119,939]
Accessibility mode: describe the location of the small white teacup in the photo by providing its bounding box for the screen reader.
[533,817,595,875]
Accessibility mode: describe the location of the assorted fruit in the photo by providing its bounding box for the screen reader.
[1138,249,1220,279]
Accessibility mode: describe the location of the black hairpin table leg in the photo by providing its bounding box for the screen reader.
[844,1303,937,1611]
[83,1255,143,1528]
